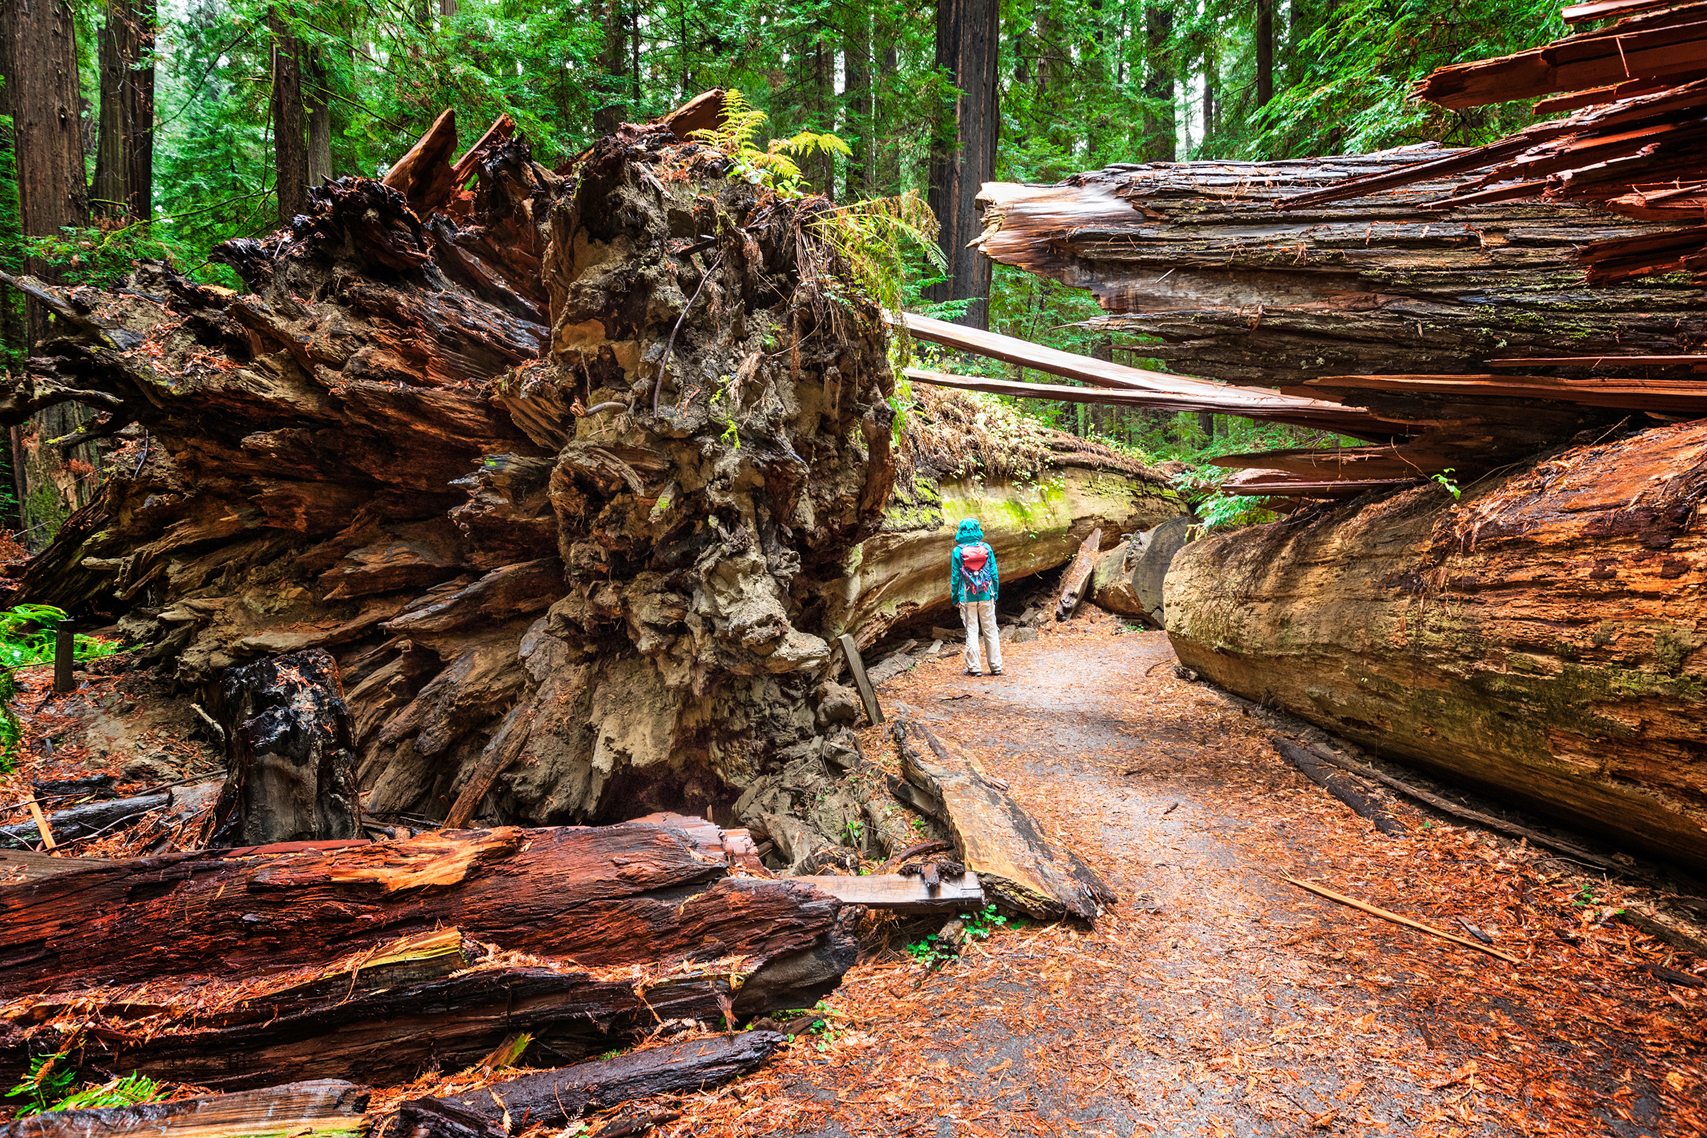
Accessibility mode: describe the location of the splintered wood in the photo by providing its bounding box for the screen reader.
[0,821,851,1090]
[892,717,1115,921]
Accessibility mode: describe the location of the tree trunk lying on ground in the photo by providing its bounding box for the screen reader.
[0,820,853,1088]
[395,1032,786,1137]
[0,100,894,833]
[892,718,1114,920]
[0,1080,370,1138]
[1054,527,1103,621]
[1164,420,1707,871]
[0,792,171,850]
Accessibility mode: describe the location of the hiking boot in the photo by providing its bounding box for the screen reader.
[965,669,981,676]
[990,667,1003,676]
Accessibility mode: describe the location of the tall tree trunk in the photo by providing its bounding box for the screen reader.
[593,1,628,133]
[439,0,457,16]
[1143,6,1175,162]
[1202,40,1215,150]
[92,0,154,222]
[270,6,309,225]
[306,45,332,188]
[878,40,900,193]
[5,0,91,345]
[1255,0,1274,109]
[843,13,872,200]
[926,0,999,329]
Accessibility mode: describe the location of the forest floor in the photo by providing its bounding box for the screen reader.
[659,611,1705,1138]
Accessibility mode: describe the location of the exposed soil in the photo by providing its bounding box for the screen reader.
[655,611,1704,1138]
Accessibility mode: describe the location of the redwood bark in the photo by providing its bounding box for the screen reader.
[926,0,999,327]
[270,5,309,224]
[0,823,853,1087]
[92,0,155,221]
[1164,420,1707,871]
[1256,0,1275,108]
[5,0,90,344]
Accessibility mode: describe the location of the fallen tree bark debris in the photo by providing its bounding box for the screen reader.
[1272,739,1406,837]
[1054,528,1103,622]
[393,1031,787,1137]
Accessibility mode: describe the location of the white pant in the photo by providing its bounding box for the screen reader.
[961,600,1003,673]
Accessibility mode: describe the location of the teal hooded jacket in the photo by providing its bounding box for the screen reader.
[950,518,999,604]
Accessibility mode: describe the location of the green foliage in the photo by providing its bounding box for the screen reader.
[1432,468,1463,500]
[6,1054,79,1117]
[0,605,124,770]
[39,1074,168,1115]
[692,89,851,196]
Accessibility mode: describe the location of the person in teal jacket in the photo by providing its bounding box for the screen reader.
[950,517,1002,676]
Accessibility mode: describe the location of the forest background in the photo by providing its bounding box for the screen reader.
[0,0,1565,532]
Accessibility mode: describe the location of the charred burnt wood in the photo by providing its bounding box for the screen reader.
[0,792,170,851]
[202,649,361,847]
[396,1032,786,1136]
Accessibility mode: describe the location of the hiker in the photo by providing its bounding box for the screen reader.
[950,517,1002,676]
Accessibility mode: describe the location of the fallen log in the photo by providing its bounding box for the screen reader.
[0,792,170,850]
[0,1079,370,1138]
[1165,419,1707,871]
[0,821,854,1088]
[1272,739,1406,837]
[395,1032,786,1137]
[892,717,1113,921]
[1054,528,1104,621]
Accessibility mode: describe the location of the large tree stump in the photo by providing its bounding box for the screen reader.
[203,649,360,846]
[1164,420,1707,871]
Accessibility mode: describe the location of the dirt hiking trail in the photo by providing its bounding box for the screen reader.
[663,613,1703,1138]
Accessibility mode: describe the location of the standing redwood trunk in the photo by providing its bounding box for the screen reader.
[843,12,872,200]
[1143,6,1175,161]
[306,45,332,188]
[270,5,309,224]
[5,0,91,345]
[926,0,999,328]
[1255,0,1274,108]
[92,0,154,221]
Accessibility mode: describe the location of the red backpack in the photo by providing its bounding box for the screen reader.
[959,543,995,596]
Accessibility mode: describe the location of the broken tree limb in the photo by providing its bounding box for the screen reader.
[1272,739,1405,837]
[396,1032,787,1136]
[0,1079,370,1138]
[1281,875,1520,964]
[892,717,1114,921]
[1054,528,1103,622]
[23,796,52,850]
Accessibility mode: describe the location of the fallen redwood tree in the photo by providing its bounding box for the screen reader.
[1163,419,1707,871]
[0,97,898,832]
[0,819,853,1088]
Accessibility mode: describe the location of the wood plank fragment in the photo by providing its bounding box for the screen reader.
[892,717,1114,921]
[0,1079,370,1138]
[794,872,983,914]
[838,633,883,725]
[1054,528,1103,621]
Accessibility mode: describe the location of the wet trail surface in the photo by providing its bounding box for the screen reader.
[664,615,1703,1138]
